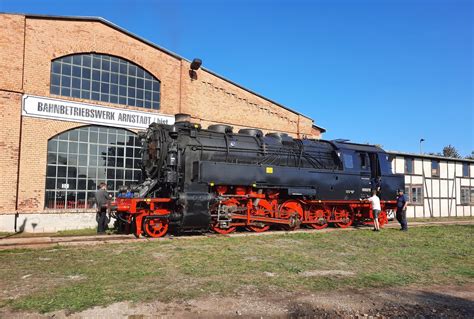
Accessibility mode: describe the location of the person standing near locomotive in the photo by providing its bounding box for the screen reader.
[367,190,382,231]
[396,189,408,231]
[95,182,111,234]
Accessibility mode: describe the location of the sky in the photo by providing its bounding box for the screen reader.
[1,0,473,156]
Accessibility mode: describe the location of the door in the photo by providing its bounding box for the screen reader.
[358,152,372,197]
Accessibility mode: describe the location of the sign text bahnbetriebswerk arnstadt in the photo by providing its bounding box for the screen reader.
[22,95,175,129]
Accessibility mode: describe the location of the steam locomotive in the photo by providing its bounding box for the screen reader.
[111,114,404,237]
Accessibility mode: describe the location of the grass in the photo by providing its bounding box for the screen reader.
[408,216,474,222]
[0,228,102,238]
[0,225,472,314]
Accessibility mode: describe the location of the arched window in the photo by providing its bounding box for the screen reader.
[45,126,143,210]
[50,53,161,109]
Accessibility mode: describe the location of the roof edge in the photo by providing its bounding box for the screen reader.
[388,151,474,163]
[312,124,326,133]
[5,12,314,121]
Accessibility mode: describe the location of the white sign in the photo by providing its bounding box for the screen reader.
[22,95,175,129]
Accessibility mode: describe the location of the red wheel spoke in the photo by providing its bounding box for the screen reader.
[335,209,353,228]
[144,218,168,238]
[278,201,303,230]
[247,199,272,232]
[306,208,328,230]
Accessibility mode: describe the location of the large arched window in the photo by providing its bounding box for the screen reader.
[50,53,161,110]
[45,126,143,210]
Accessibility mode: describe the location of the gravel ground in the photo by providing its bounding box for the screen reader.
[2,284,473,318]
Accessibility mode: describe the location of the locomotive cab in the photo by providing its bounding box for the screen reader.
[336,141,403,201]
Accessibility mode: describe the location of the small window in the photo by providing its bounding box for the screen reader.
[404,157,413,174]
[460,187,470,205]
[462,163,470,177]
[406,184,423,205]
[431,160,439,177]
[343,154,354,169]
[359,153,368,170]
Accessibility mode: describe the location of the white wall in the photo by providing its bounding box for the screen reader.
[0,213,113,233]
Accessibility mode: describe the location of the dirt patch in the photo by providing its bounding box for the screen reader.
[300,270,355,277]
[1,284,473,318]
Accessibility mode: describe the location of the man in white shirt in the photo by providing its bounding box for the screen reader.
[367,190,381,232]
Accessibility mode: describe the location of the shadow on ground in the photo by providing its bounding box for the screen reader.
[288,288,474,318]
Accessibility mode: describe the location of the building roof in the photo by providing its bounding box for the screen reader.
[8,12,316,123]
[312,124,326,133]
[388,151,474,163]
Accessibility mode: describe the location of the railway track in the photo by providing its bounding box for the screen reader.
[1,220,472,250]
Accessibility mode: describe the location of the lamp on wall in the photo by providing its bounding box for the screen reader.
[189,58,202,80]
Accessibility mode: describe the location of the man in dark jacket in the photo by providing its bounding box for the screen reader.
[396,189,408,231]
[95,182,110,234]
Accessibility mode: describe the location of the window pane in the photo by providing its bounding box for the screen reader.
[93,56,101,68]
[72,66,81,77]
[82,68,91,78]
[60,87,70,96]
[72,77,81,89]
[102,60,110,71]
[51,74,60,86]
[111,62,119,73]
[62,76,71,87]
[128,64,137,76]
[62,64,71,76]
[73,55,82,65]
[462,163,469,177]
[92,81,100,92]
[111,73,119,84]
[82,55,91,67]
[82,79,91,90]
[71,89,80,98]
[101,71,110,82]
[51,85,60,95]
[81,91,91,99]
[52,61,61,74]
[92,70,100,81]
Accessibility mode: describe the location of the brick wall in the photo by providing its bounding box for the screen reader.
[0,13,320,214]
[0,14,25,92]
[0,92,22,213]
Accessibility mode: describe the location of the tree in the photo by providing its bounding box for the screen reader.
[466,151,474,160]
[442,145,461,158]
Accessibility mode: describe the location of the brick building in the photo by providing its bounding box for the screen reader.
[0,13,324,229]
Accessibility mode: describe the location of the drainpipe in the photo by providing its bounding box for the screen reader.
[14,212,19,232]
